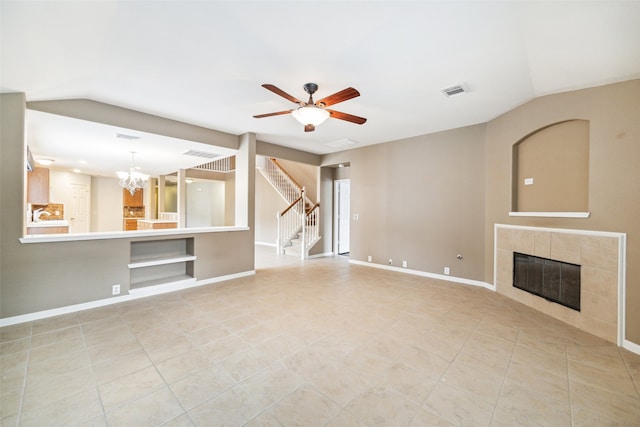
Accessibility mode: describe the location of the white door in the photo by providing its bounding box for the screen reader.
[69,183,89,233]
[50,171,91,233]
[335,179,350,255]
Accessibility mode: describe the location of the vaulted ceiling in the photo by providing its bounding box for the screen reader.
[2,1,639,175]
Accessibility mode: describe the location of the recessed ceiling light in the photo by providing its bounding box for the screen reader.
[37,158,54,165]
[72,168,81,173]
[78,160,87,164]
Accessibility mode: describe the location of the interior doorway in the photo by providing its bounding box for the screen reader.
[335,179,350,255]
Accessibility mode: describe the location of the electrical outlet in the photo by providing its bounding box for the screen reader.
[402,260,408,268]
[367,255,372,262]
[388,258,393,265]
[524,177,534,185]
[444,267,450,275]
[112,284,120,295]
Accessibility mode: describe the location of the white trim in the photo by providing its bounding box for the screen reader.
[494,224,627,347]
[128,255,197,269]
[623,339,640,356]
[494,223,625,238]
[508,211,590,218]
[334,179,351,256]
[308,252,335,259]
[618,234,627,347]
[19,226,250,244]
[255,241,277,248]
[0,270,255,327]
[349,259,494,291]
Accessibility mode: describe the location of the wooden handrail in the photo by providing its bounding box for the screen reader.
[270,158,303,191]
[280,195,303,217]
[306,202,320,214]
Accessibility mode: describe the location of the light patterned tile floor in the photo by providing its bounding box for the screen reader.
[1,246,640,426]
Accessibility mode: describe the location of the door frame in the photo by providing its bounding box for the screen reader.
[334,179,350,255]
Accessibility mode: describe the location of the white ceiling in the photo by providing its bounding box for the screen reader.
[2,1,640,176]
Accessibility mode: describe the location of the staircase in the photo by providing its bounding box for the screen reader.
[256,156,320,259]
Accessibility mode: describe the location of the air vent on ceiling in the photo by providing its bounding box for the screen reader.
[116,132,141,140]
[441,83,468,98]
[182,149,219,159]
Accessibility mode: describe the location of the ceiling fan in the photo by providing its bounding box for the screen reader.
[254,83,367,132]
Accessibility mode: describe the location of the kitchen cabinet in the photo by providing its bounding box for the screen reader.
[123,219,138,231]
[123,188,144,207]
[27,167,49,205]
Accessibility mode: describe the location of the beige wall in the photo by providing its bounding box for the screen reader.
[485,79,640,343]
[514,120,589,212]
[255,172,287,245]
[323,124,487,280]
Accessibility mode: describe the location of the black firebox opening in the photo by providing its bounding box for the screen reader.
[513,252,581,311]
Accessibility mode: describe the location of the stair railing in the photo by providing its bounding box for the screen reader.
[301,202,321,259]
[277,193,304,255]
[258,156,321,258]
[257,156,302,205]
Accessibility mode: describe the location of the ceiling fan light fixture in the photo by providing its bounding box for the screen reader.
[291,106,330,126]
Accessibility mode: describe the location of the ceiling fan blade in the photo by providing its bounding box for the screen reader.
[304,124,315,132]
[262,84,302,104]
[253,110,293,118]
[316,87,360,107]
[327,109,367,125]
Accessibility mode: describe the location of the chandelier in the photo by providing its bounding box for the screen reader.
[117,152,149,195]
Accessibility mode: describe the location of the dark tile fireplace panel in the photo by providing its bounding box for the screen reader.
[513,252,581,311]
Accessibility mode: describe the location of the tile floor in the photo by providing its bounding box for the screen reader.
[1,246,639,426]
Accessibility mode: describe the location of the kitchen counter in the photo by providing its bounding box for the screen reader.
[136,219,178,230]
[26,220,70,235]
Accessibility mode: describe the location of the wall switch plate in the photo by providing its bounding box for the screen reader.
[353,214,359,220]
[444,267,450,275]
[388,259,393,265]
[367,255,372,262]
[112,284,120,295]
[402,260,408,268]
[524,177,534,185]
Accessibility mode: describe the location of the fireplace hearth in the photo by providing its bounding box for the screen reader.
[513,252,581,311]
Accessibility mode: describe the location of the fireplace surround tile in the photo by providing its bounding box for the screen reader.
[550,233,581,264]
[581,235,619,272]
[495,225,624,344]
[533,231,551,258]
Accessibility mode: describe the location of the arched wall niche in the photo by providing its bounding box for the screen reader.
[512,119,589,213]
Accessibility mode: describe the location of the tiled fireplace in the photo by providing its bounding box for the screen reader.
[494,224,626,344]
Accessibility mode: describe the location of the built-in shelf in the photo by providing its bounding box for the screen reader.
[128,255,196,269]
[508,212,590,218]
[129,238,195,291]
[129,274,196,290]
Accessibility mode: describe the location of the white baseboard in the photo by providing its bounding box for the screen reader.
[349,259,494,291]
[255,241,277,248]
[308,252,335,259]
[624,339,640,356]
[0,270,256,327]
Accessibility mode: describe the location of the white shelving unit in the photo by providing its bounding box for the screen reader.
[129,238,196,291]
